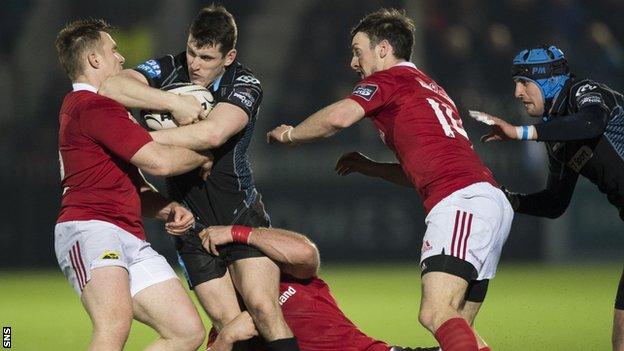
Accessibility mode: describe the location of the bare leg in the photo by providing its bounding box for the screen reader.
[613,309,624,351]
[229,257,293,341]
[420,272,485,349]
[133,278,205,351]
[193,271,242,331]
[81,266,133,351]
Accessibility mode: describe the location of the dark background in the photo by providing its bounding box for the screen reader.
[1,0,622,268]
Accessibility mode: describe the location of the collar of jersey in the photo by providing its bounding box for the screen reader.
[393,61,417,69]
[72,83,97,93]
[210,74,223,93]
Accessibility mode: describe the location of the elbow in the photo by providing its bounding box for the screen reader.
[298,243,320,268]
[545,203,569,218]
[141,157,175,177]
[326,112,355,130]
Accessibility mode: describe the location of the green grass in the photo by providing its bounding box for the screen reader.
[0,263,619,350]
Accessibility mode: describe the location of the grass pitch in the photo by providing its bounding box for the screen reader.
[0,263,618,350]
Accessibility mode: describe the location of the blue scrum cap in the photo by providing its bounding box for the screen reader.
[511,45,571,103]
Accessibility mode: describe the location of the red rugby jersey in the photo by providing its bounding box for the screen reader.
[348,62,497,213]
[207,275,390,351]
[279,275,390,351]
[57,85,152,239]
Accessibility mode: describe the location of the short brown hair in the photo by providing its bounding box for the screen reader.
[189,4,237,55]
[351,8,415,61]
[55,18,113,80]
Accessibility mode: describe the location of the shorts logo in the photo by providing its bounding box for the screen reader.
[136,60,161,78]
[421,240,433,254]
[352,84,378,101]
[100,251,120,260]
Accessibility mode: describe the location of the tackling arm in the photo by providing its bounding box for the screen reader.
[267,99,365,144]
[335,151,413,187]
[99,69,204,125]
[201,226,320,279]
[507,154,580,218]
[149,102,248,151]
[130,141,209,177]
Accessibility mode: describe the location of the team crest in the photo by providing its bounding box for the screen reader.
[100,251,120,260]
[352,84,378,101]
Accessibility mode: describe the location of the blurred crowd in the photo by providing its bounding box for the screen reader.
[2,0,622,266]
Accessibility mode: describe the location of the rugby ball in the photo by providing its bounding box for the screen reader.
[141,83,215,130]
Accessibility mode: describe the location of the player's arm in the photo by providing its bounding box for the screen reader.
[471,105,609,142]
[335,151,413,187]
[138,180,194,235]
[505,154,579,218]
[130,141,209,176]
[99,69,203,125]
[208,312,258,351]
[267,99,365,145]
[200,226,320,279]
[149,102,248,151]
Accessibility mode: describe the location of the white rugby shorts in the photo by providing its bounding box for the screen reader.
[420,182,513,281]
[54,220,177,296]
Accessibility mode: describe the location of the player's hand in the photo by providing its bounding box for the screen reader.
[218,312,258,345]
[198,225,233,256]
[165,203,195,235]
[335,151,377,177]
[198,150,215,181]
[266,124,297,145]
[468,110,517,142]
[171,94,204,126]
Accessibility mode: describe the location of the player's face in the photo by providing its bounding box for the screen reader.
[350,32,380,78]
[514,79,544,116]
[186,35,236,87]
[97,32,125,77]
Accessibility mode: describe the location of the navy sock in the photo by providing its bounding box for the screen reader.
[265,337,300,351]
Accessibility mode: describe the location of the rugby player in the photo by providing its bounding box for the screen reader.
[54,19,209,350]
[469,45,624,351]
[199,225,440,351]
[99,5,299,350]
[267,8,513,351]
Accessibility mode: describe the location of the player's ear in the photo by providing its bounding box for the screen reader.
[224,49,237,67]
[378,39,391,59]
[87,51,100,69]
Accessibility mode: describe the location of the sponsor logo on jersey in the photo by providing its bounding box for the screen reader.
[575,83,597,97]
[229,90,255,108]
[235,75,260,85]
[577,93,603,108]
[278,285,297,306]
[100,251,120,260]
[352,84,378,101]
[136,59,162,79]
[568,145,593,173]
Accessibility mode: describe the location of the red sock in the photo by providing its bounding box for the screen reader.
[479,348,491,351]
[434,317,479,351]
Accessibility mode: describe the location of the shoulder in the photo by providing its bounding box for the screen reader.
[135,53,183,80]
[567,78,610,110]
[230,63,262,90]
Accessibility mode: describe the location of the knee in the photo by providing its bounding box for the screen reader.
[418,306,437,332]
[171,321,206,350]
[92,317,132,345]
[245,295,281,321]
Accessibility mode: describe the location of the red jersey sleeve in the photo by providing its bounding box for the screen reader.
[81,98,153,162]
[347,71,399,116]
